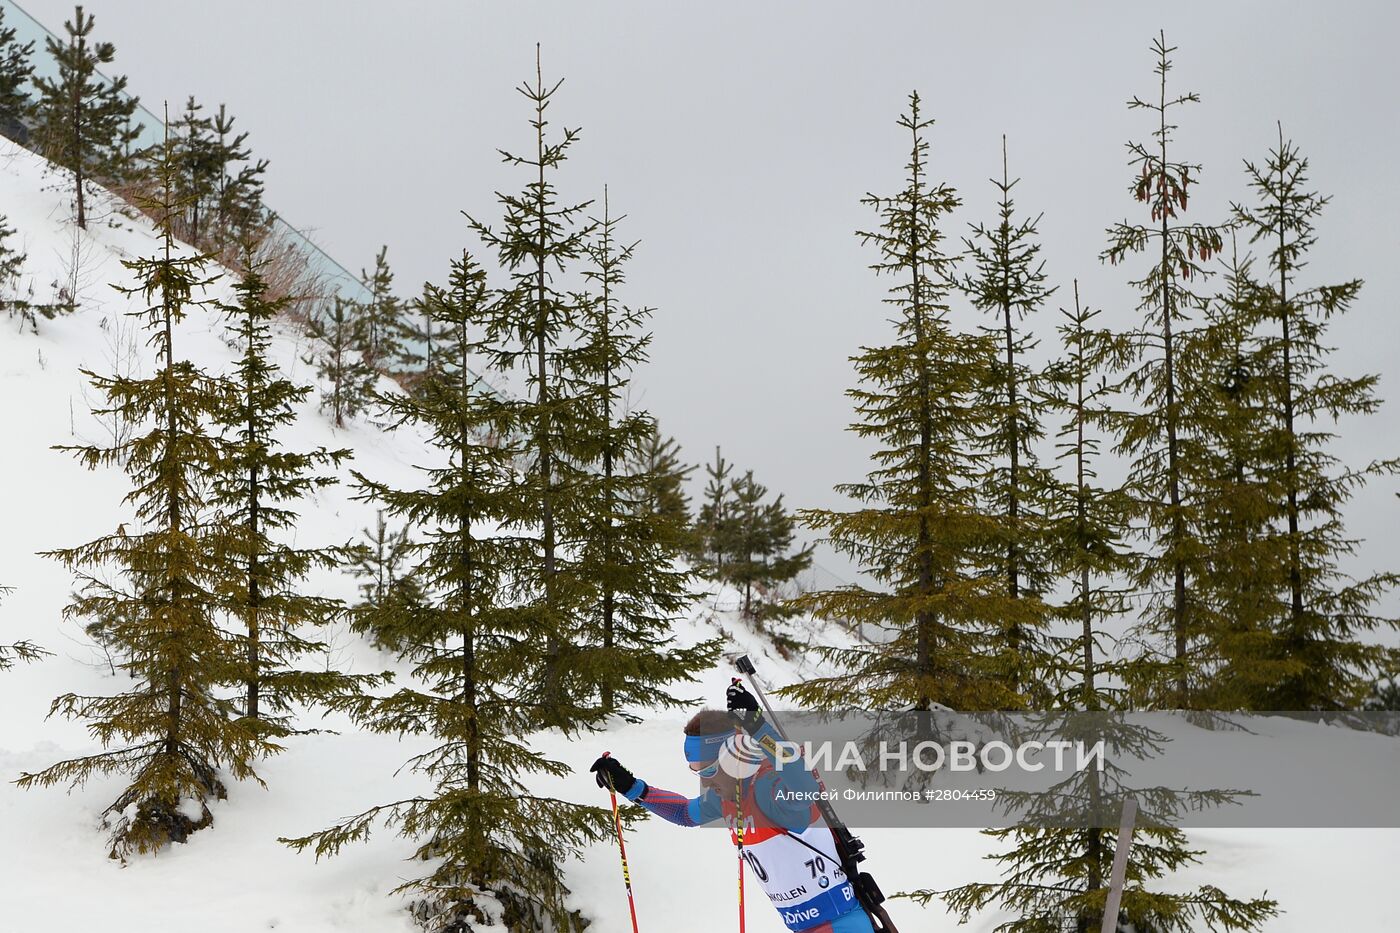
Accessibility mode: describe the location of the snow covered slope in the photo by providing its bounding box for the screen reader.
[0,139,1395,932]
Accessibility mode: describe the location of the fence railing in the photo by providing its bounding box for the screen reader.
[2,0,374,306]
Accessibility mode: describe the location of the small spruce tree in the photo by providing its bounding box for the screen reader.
[303,296,376,428]
[209,104,268,249]
[694,445,736,575]
[0,6,35,144]
[345,509,423,650]
[627,422,695,529]
[0,211,44,332]
[725,470,813,620]
[0,584,47,670]
[32,5,142,229]
[358,245,406,371]
[172,96,217,245]
[395,282,448,391]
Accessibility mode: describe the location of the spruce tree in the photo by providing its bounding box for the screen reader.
[1102,33,1225,708]
[466,50,596,729]
[1365,671,1400,711]
[303,296,376,428]
[212,251,364,726]
[0,584,47,670]
[0,6,35,144]
[1039,282,1139,710]
[918,284,1278,932]
[17,133,270,857]
[345,509,423,649]
[349,510,417,606]
[628,422,695,529]
[569,193,718,715]
[725,470,813,620]
[962,135,1056,697]
[283,248,613,932]
[1178,239,1290,708]
[32,5,142,229]
[210,104,268,249]
[784,93,1019,713]
[695,445,735,575]
[0,211,41,332]
[358,245,406,372]
[1232,127,1400,709]
[172,96,217,245]
[395,282,448,391]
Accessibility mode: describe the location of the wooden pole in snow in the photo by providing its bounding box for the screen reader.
[1101,796,1138,933]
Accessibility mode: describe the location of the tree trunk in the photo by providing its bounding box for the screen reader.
[1158,74,1189,708]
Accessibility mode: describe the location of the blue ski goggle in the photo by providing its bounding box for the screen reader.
[692,759,721,779]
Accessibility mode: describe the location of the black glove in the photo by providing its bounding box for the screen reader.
[727,678,759,711]
[727,678,763,732]
[590,754,637,795]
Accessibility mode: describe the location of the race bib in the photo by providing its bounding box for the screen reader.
[735,824,857,931]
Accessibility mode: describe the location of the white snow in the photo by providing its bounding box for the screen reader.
[0,138,1396,932]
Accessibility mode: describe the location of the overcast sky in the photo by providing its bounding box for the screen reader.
[15,1,1400,607]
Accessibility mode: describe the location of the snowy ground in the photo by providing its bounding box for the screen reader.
[0,139,1396,931]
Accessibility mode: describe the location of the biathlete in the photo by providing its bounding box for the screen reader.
[590,683,876,933]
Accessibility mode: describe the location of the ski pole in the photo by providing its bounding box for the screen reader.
[600,753,642,933]
[735,769,746,933]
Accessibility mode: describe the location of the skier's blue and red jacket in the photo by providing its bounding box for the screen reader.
[619,722,873,933]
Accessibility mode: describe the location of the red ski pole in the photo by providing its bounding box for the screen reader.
[735,769,747,933]
[601,753,642,933]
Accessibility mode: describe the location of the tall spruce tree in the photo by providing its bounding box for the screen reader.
[212,251,364,726]
[784,93,1019,714]
[283,248,614,932]
[1039,282,1139,710]
[32,5,142,229]
[962,135,1056,697]
[466,49,596,729]
[1232,127,1400,709]
[570,193,718,715]
[1102,33,1224,708]
[17,132,271,857]
[918,284,1278,933]
[303,296,376,428]
[0,6,35,144]
[1178,239,1291,708]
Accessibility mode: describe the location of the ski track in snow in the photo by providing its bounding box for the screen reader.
[0,139,1395,932]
